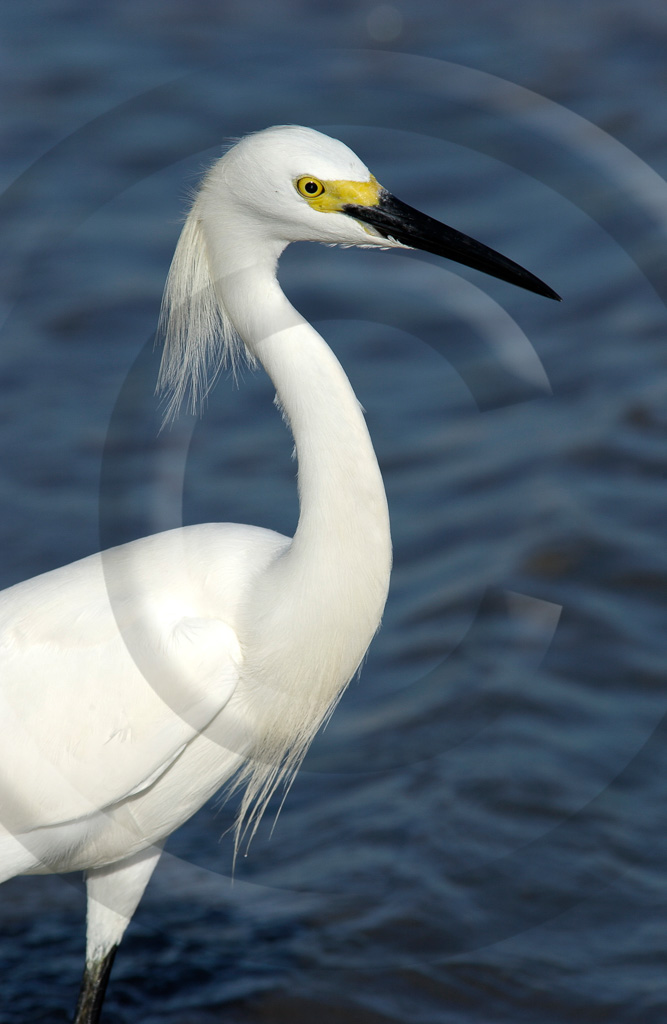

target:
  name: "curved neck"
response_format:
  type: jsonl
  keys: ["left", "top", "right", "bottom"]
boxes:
{"left": 214, "top": 255, "right": 392, "bottom": 654}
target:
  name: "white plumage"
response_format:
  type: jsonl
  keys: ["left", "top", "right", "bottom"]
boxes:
{"left": 0, "top": 125, "right": 557, "bottom": 1021}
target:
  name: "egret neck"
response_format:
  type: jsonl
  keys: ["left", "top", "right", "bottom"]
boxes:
{"left": 210, "top": 247, "right": 392, "bottom": 688}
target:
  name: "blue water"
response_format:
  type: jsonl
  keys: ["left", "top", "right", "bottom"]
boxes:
{"left": 1, "top": 3, "right": 666, "bottom": 1022}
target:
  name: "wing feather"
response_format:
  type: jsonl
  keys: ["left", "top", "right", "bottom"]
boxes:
{"left": 0, "top": 526, "right": 270, "bottom": 832}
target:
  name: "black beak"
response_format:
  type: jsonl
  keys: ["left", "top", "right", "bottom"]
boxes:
{"left": 343, "top": 191, "right": 561, "bottom": 301}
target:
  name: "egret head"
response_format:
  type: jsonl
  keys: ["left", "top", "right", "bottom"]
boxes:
{"left": 158, "top": 126, "right": 559, "bottom": 421}
{"left": 198, "top": 125, "right": 385, "bottom": 249}
{"left": 199, "top": 125, "right": 560, "bottom": 299}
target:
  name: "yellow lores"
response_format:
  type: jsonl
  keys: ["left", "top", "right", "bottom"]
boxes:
{"left": 294, "top": 174, "right": 382, "bottom": 212}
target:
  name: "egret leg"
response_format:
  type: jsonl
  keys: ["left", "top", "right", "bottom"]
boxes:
{"left": 73, "top": 945, "right": 118, "bottom": 1024}
{"left": 72, "top": 843, "right": 164, "bottom": 1023}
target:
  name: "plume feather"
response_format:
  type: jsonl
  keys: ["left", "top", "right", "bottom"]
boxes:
{"left": 156, "top": 200, "right": 252, "bottom": 424}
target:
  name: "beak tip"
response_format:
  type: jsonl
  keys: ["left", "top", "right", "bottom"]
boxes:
{"left": 534, "top": 281, "right": 562, "bottom": 302}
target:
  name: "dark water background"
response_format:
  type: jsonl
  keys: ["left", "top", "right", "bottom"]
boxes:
{"left": 0, "top": 2, "right": 666, "bottom": 1021}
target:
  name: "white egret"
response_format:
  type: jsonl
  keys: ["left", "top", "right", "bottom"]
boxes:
{"left": 0, "top": 125, "right": 559, "bottom": 1022}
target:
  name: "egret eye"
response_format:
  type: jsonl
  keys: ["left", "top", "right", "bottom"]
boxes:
{"left": 296, "top": 177, "right": 325, "bottom": 198}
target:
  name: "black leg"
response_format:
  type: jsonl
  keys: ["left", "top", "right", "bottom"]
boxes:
{"left": 73, "top": 945, "right": 118, "bottom": 1024}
